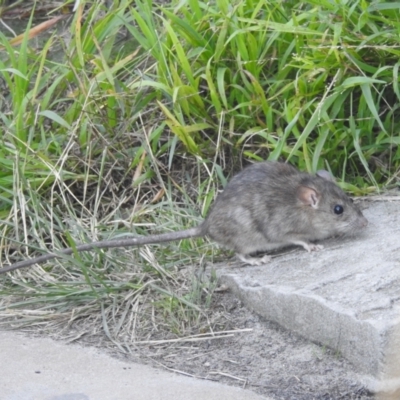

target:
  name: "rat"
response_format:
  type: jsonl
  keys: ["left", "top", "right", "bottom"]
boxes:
{"left": 0, "top": 161, "right": 368, "bottom": 274}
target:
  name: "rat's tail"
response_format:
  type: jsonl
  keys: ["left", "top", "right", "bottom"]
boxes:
{"left": 0, "top": 226, "right": 203, "bottom": 275}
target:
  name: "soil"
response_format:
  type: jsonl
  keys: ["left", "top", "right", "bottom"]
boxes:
{"left": 99, "top": 290, "right": 373, "bottom": 400}
{"left": 2, "top": 267, "right": 375, "bottom": 400}
{"left": 1, "top": 257, "right": 375, "bottom": 400}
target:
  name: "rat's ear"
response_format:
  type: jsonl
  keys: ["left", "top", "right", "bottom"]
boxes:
{"left": 316, "top": 169, "right": 335, "bottom": 182}
{"left": 297, "top": 186, "right": 320, "bottom": 208}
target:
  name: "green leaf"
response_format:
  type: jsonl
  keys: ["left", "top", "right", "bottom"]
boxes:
{"left": 38, "top": 111, "right": 71, "bottom": 129}
{"left": 0, "top": 68, "right": 28, "bottom": 80}
{"left": 340, "top": 77, "right": 386, "bottom": 88}
{"left": 360, "top": 84, "right": 386, "bottom": 133}
{"left": 367, "top": 2, "right": 400, "bottom": 11}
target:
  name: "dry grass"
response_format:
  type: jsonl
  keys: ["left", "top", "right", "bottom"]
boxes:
{"left": 0, "top": 0, "right": 398, "bottom": 351}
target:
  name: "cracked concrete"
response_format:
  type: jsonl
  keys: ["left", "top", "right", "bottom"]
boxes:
{"left": 218, "top": 200, "right": 400, "bottom": 385}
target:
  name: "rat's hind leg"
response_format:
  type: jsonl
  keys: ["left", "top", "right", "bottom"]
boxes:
{"left": 236, "top": 253, "right": 271, "bottom": 266}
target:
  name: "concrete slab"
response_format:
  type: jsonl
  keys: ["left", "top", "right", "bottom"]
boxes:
{"left": 0, "top": 331, "right": 268, "bottom": 400}
{"left": 218, "top": 200, "right": 400, "bottom": 381}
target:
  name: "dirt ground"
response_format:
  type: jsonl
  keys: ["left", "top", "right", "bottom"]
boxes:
{"left": 98, "top": 290, "right": 373, "bottom": 400}
{"left": 2, "top": 265, "right": 375, "bottom": 400}
{"left": 3, "top": 280, "right": 375, "bottom": 399}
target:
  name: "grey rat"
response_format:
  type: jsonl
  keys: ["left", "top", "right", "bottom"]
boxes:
{"left": 0, "top": 161, "right": 368, "bottom": 274}
{"left": 202, "top": 162, "right": 368, "bottom": 265}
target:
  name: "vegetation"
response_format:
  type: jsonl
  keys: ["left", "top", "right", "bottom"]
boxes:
{"left": 0, "top": 0, "right": 399, "bottom": 345}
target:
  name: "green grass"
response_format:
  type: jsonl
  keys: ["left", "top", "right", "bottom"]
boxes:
{"left": 0, "top": 0, "right": 399, "bottom": 345}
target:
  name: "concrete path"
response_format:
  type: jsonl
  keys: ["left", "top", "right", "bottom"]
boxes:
{"left": 218, "top": 200, "right": 400, "bottom": 384}
{"left": 0, "top": 331, "right": 268, "bottom": 400}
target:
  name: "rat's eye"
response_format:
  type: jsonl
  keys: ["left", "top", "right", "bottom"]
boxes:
{"left": 334, "top": 205, "right": 344, "bottom": 215}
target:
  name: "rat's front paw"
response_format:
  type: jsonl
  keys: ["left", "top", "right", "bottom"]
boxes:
{"left": 304, "top": 243, "right": 324, "bottom": 252}
{"left": 306, "top": 243, "right": 324, "bottom": 251}
{"left": 237, "top": 253, "right": 271, "bottom": 266}
{"left": 291, "top": 241, "right": 324, "bottom": 253}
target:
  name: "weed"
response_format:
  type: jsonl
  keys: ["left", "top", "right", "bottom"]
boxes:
{"left": 0, "top": 0, "right": 397, "bottom": 346}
